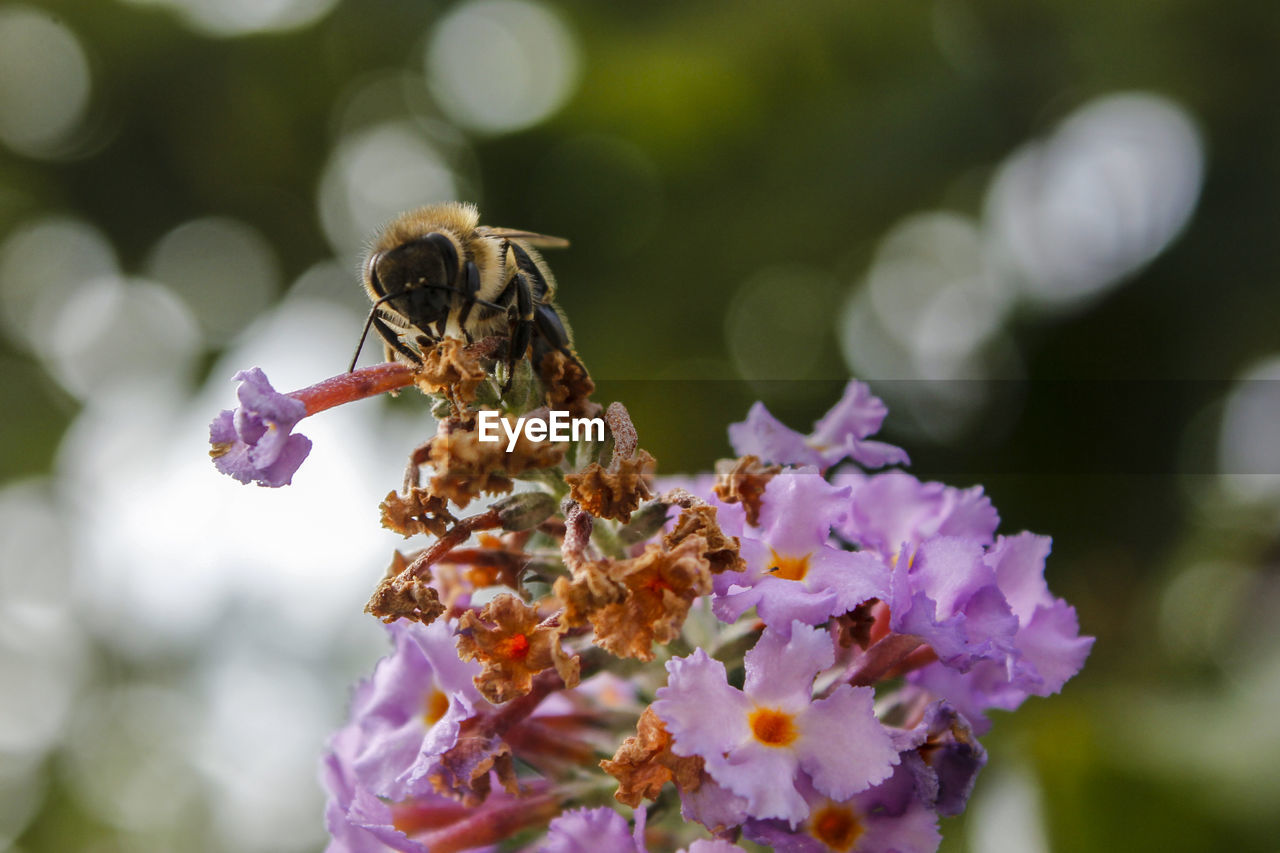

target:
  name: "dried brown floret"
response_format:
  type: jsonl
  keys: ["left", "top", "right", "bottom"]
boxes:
{"left": 380, "top": 488, "right": 458, "bottom": 538}
{"left": 834, "top": 600, "right": 879, "bottom": 650}
{"left": 414, "top": 337, "right": 490, "bottom": 413}
{"left": 427, "top": 420, "right": 565, "bottom": 509}
{"left": 713, "top": 454, "right": 780, "bottom": 527}
{"left": 585, "top": 537, "right": 712, "bottom": 661}
{"left": 539, "top": 350, "right": 597, "bottom": 419}
{"left": 457, "top": 594, "right": 580, "bottom": 703}
{"left": 663, "top": 504, "right": 745, "bottom": 575}
{"left": 428, "top": 722, "right": 520, "bottom": 807}
{"left": 565, "top": 449, "right": 655, "bottom": 523}
{"left": 365, "top": 564, "right": 446, "bottom": 625}
{"left": 601, "top": 706, "right": 704, "bottom": 807}
{"left": 552, "top": 561, "right": 626, "bottom": 628}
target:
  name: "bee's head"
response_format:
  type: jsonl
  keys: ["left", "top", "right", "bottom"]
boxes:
{"left": 366, "top": 231, "right": 461, "bottom": 322}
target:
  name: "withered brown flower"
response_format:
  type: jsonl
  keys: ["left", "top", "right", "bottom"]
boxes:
{"left": 456, "top": 594, "right": 580, "bottom": 703}
{"left": 364, "top": 556, "right": 446, "bottom": 625}
{"left": 564, "top": 449, "right": 655, "bottom": 523}
{"left": 601, "top": 706, "right": 703, "bottom": 807}
{"left": 663, "top": 503, "right": 745, "bottom": 575}
{"left": 380, "top": 487, "right": 458, "bottom": 538}
{"left": 413, "top": 337, "right": 490, "bottom": 413}
{"left": 567, "top": 537, "right": 712, "bottom": 661}
{"left": 426, "top": 420, "right": 565, "bottom": 508}
{"left": 713, "top": 454, "right": 780, "bottom": 527}
{"left": 538, "top": 349, "right": 597, "bottom": 419}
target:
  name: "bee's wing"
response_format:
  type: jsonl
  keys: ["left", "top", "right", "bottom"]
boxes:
{"left": 480, "top": 226, "right": 570, "bottom": 249}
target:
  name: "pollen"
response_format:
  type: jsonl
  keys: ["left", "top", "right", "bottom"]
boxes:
{"left": 809, "top": 803, "right": 863, "bottom": 851}
{"left": 423, "top": 688, "right": 450, "bottom": 725}
{"left": 769, "top": 548, "right": 811, "bottom": 582}
{"left": 748, "top": 706, "right": 798, "bottom": 747}
{"left": 494, "top": 632, "right": 530, "bottom": 660}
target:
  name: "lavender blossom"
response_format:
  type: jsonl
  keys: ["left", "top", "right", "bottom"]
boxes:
{"left": 892, "top": 702, "right": 987, "bottom": 817}
{"left": 322, "top": 723, "right": 431, "bottom": 853}
{"left": 540, "top": 807, "right": 644, "bottom": 853}
{"left": 345, "top": 619, "right": 484, "bottom": 800}
{"left": 713, "top": 471, "right": 888, "bottom": 633}
{"left": 832, "top": 469, "right": 1000, "bottom": 557}
{"left": 743, "top": 765, "right": 941, "bottom": 853}
{"left": 653, "top": 622, "right": 898, "bottom": 826}
{"left": 208, "top": 367, "right": 312, "bottom": 487}
{"left": 907, "top": 534, "right": 1095, "bottom": 734}
{"left": 728, "top": 381, "right": 909, "bottom": 470}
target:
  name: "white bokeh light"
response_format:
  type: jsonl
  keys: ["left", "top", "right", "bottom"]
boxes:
{"left": 194, "top": 649, "right": 334, "bottom": 852}
{"left": 866, "top": 211, "right": 1012, "bottom": 368}
{"left": 146, "top": 217, "right": 280, "bottom": 345}
{"left": 38, "top": 276, "right": 203, "bottom": 401}
{"left": 0, "top": 6, "right": 91, "bottom": 158}
{"left": 0, "top": 600, "right": 86, "bottom": 757}
{"left": 318, "top": 120, "right": 459, "bottom": 257}
{"left": 985, "top": 92, "right": 1204, "bottom": 308}
{"left": 1218, "top": 355, "right": 1280, "bottom": 504}
{"left": 0, "top": 216, "right": 119, "bottom": 351}
{"left": 426, "top": 0, "right": 580, "bottom": 135}
{"left": 118, "top": 0, "right": 339, "bottom": 37}
{"left": 62, "top": 683, "right": 204, "bottom": 833}
{"left": 839, "top": 212, "right": 1019, "bottom": 443}
{"left": 967, "top": 765, "right": 1050, "bottom": 853}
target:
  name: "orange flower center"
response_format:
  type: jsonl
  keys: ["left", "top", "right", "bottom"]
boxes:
{"left": 770, "top": 548, "right": 811, "bottom": 582}
{"left": 810, "top": 803, "right": 863, "bottom": 851}
{"left": 494, "top": 632, "right": 530, "bottom": 660}
{"left": 644, "top": 574, "right": 674, "bottom": 595}
{"left": 748, "top": 706, "right": 798, "bottom": 747}
{"left": 423, "top": 688, "right": 450, "bottom": 726}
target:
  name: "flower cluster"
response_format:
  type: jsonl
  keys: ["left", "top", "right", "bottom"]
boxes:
{"left": 211, "top": 340, "right": 1092, "bottom": 852}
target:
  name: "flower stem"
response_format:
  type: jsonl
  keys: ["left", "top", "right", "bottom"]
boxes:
{"left": 411, "top": 792, "right": 561, "bottom": 853}
{"left": 290, "top": 362, "right": 416, "bottom": 416}
{"left": 847, "top": 633, "right": 926, "bottom": 687}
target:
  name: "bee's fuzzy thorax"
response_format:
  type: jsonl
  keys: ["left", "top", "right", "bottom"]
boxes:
{"left": 374, "top": 201, "right": 481, "bottom": 252}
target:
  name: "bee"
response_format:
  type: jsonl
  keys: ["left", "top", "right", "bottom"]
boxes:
{"left": 349, "top": 202, "right": 579, "bottom": 387}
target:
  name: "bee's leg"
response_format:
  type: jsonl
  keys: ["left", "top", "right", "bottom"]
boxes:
{"left": 372, "top": 315, "right": 422, "bottom": 365}
{"left": 502, "top": 273, "right": 535, "bottom": 394}
{"left": 533, "top": 303, "right": 571, "bottom": 352}
{"left": 456, "top": 260, "right": 481, "bottom": 344}
{"left": 532, "top": 303, "right": 587, "bottom": 373}
{"left": 508, "top": 243, "right": 551, "bottom": 301}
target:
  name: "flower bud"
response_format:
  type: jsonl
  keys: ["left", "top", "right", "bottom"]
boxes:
{"left": 492, "top": 490, "right": 558, "bottom": 531}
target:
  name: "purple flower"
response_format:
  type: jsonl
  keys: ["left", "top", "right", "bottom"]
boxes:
{"left": 713, "top": 471, "right": 888, "bottom": 633}
{"left": 677, "top": 771, "right": 751, "bottom": 833}
{"left": 891, "top": 702, "right": 987, "bottom": 817}
{"left": 345, "top": 619, "right": 485, "bottom": 800}
{"left": 653, "top": 622, "right": 898, "bottom": 826}
{"left": 322, "top": 722, "right": 430, "bottom": 853}
{"left": 728, "top": 381, "right": 909, "bottom": 470}
{"left": 905, "top": 534, "right": 1094, "bottom": 734}
{"left": 743, "top": 764, "right": 941, "bottom": 853}
{"left": 681, "top": 842, "right": 747, "bottom": 853}
{"left": 832, "top": 469, "right": 1000, "bottom": 558}
{"left": 888, "top": 535, "right": 1021, "bottom": 673}
{"left": 540, "top": 807, "right": 644, "bottom": 853}
{"left": 209, "top": 367, "right": 312, "bottom": 487}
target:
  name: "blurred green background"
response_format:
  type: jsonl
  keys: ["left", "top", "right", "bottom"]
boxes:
{"left": 2, "top": 0, "right": 1279, "bottom": 851}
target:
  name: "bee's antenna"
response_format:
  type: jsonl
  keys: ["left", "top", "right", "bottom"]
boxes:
{"left": 348, "top": 293, "right": 400, "bottom": 372}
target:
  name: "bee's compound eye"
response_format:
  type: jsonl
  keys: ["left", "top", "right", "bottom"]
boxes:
{"left": 366, "top": 250, "right": 388, "bottom": 296}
